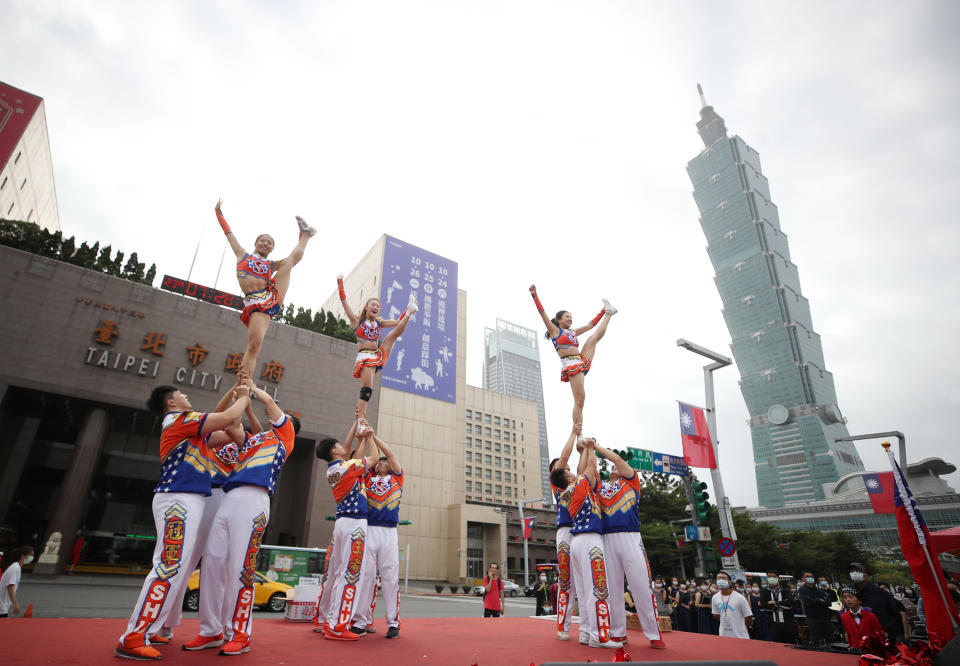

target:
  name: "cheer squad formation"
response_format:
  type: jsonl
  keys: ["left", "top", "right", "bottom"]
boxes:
{"left": 109, "top": 201, "right": 730, "bottom": 660}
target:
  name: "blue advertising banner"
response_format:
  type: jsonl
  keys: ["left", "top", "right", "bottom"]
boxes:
{"left": 378, "top": 235, "right": 458, "bottom": 402}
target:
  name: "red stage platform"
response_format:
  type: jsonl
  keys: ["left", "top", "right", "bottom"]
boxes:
{"left": 0, "top": 617, "right": 860, "bottom": 665}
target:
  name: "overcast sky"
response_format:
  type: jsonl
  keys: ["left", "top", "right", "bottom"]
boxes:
{"left": 7, "top": 1, "right": 960, "bottom": 506}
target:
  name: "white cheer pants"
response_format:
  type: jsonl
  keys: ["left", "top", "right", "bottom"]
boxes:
{"left": 556, "top": 526, "right": 580, "bottom": 633}
{"left": 353, "top": 525, "right": 400, "bottom": 629}
{"left": 570, "top": 531, "right": 612, "bottom": 644}
{"left": 602, "top": 531, "right": 662, "bottom": 641}
{"left": 324, "top": 516, "right": 370, "bottom": 630}
{"left": 119, "top": 492, "right": 206, "bottom": 646}
{"left": 163, "top": 487, "right": 225, "bottom": 634}
{"left": 206, "top": 485, "right": 271, "bottom": 642}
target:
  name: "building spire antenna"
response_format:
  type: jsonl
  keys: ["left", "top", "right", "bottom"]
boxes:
{"left": 697, "top": 83, "right": 708, "bottom": 109}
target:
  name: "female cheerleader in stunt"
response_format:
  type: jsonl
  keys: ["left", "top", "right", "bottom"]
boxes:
{"left": 216, "top": 200, "right": 316, "bottom": 377}
{"left": 529, "top": 284, "right": 616, "bottom": 428}
{"left": 338, "top": 274, "right": 417, "bottom": 426}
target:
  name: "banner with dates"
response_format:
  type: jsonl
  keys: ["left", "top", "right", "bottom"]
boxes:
{"left": 378, "top": 236, "right": 457, "bottom": 402}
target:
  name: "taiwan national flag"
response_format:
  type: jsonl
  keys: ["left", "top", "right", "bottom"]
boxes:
{"left": 888, "top": 450, "right": 960, "bottom": 648}
{"left": 862, "top": 472, "right": 894, "bottom": 514}
{"left": 523, "top": 517, "right": 535, "bottom": 540}
{"left": 678, "top": 402, "right": 716, "bottom": 469}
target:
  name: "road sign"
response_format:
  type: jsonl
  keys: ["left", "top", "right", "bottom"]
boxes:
{"left": 652, "top": 452, "right": 689, "bottom": 477}
{"left": 697, "top": 526, "right": 712, "bottom": 541}
{"left": 717, "top": 537, "right": 737, "bottom": 557}
{"left": 685, "top": 525, "right": 699, "bottom": 541}
{"left": 721, "top": 556, "right": 737, "bottom": 569}
{"left": 631, "top": 448, "right": 654, "bottom": 472}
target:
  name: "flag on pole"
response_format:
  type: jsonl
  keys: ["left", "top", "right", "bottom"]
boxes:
{"left": 887, "top": 448, "right": 960, "bottom": 648}
{"left": 862, "top": 472, "right": 895, "bottom": 514}
{"left": 678, "top": 402, "right": 717, "bottom": 469}
{"left": 523, "top": 517, "right": 535, "bottom": 540}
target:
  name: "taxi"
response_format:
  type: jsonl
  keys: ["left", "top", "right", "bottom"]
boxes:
{"left": 182, "top": 569, "right": 293, "bottom": 612}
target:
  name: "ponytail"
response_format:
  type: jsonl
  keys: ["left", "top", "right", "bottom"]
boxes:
{"left": 545, "top": 310, "right": 568, "bottom": 339}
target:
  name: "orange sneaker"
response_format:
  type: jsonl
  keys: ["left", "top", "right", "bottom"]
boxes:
{"left": 147, "top": 635, "right": 170, "bottom": 645}
{"left": 114, "top": 642, "right": 162, "bottom": 660}
{"left": 219, "top": 639, "right": 251, "bottom": 656}
{"left": 322, "top": 624, "right": 359, "bottom": 641}
{"left": 182, "top": 633, "right": 224, "bottom": 650}
{"left": 650, "top": 638, "right": 666, "bottom": 649}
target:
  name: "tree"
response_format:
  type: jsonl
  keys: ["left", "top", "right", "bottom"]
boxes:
{"left": 94, "top": 244, "right": 113, "bottom": 272}
{"left": 59, "top": 235, "right": 76, "bottom": 262}
{"left": 108, "top": 249, "right": 124, "bottom": 276}
{"left": 143, "top": 263, "right": 157, "bottom": 285}
{"left": 122, "top": 252, "right": 145, "bottom": 282}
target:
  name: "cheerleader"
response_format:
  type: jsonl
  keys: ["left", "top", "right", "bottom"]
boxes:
{"left": 339, "top": 274, "right": 417, "bottom": 426}
{"left": 216, "top": 200, "right": 316, "bottom": 377}
{"left": 529, "top": 284, "right": 615, "bottom": 428}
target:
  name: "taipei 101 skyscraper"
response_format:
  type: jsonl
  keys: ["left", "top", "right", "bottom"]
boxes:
{"left": 686, "top": 85, "right": 864, "bottom": 508}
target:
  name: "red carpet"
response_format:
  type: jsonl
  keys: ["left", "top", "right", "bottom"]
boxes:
{"left": 0, "top": 617, "right": 859, "bottom": 665}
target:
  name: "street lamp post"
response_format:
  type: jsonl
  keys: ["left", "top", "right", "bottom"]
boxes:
{"left": 835, "top": 431, "right": 907, "bottom": 468}
{"left": 677, "top": 338, "right": 741, "bottom": 572}
{"left": 517, "top": 498, "right": 540, "bottom": 587}
{"left": 669, "top": 518, "right": 693, "bottom": 581}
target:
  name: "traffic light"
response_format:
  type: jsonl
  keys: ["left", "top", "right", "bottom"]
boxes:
{"left": 693, "top": 480, "right": 710, "bottom": 523}
{"left": 611, "top": 448, "right": 633, "bottom": 462}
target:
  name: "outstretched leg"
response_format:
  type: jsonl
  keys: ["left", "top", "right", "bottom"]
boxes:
{"left": 568, "top": 373, "right": 586, "bottom": 428}
{"left": 379, "top": 294, "right": 418, "bottom": 363}
{"left": 242, "top": 312, "right": 271, "bottom": 378}
{"left": 581, "top": 310, "right": 614, "bottom": 363}
{"left": 274, "top": 232, "right": 311, "bottom": 303}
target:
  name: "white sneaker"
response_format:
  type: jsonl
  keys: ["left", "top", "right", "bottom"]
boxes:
{"left": 557, "top": 631, "right": 569, "bottom": 641}
{"left": 357, "top": 418, "right": 368, "bottom": 436}
{"left": 296, "top": 216, "right": 317, "bottom": 237}
{"left": 602, "top": 298, "right": 618, "bottom": 315}
{"left": 406, "top": 294, "right": 419, "bottom": 315}
{"left": 588, "top": 637, "right": 623, "bottom": 649}
{"left": 579, "top": 631, "right": 589, "bottom": 645}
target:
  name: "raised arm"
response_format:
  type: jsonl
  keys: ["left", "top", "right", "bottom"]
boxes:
{"left": 344, "top": 418, "right": 359, "bottom": 458}
{"left": 556, "top": 423, "right": 581, "bottom": 471}
{"left": 201, "top": 385, "right": 250, "bottom": 434}
{"left": 338, "top": 274, "right": 359, "bottom": 327}
{"left": 593, "top": 442, "right": 634, "bottom": 479}
{"left": 247, "top": 382, "right": 285, "bottom": 424}
{"left": 371, "top": 432, "right": 401, "bottom": 475}
{"left": 245, "top": 401, "right": 263, "bottom": 435}
{"left": 529, "top": 285, "right": 559, "bottom": 338}
{"left": 357, "top": 422, "right": 380, "bottom": 470}
{"left": 580, "top": 438, "right": 598, "bottom": 484}
{"left": 215, "top": 200, "right": 247, "bottom": 261}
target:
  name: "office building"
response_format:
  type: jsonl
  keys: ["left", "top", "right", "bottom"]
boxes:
{"left": 483, "top": 319, "right": 551, "bottom": 501}
{"left": 686, "top": 86, "right": 863, "bottom": 508}
{"left": 0, "top": 81, "right": 60, "bottom": 232}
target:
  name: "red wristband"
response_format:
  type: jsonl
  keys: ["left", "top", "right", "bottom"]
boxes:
{"left": 216, "top": 206, "right": 231, "bottom": 235}
{"left": 532, "top": 293, "right": 544, "bottom": 313}
{"left": 338, "top": 278, "right": 346, "bottom": 300}
{"left": 590, "top": 309, "right": 604, "bottom": 326}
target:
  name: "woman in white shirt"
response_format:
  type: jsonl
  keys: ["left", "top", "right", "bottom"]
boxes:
{"left": 711, "top": 571, "right": 753, "bottom": 639}
{"left": 0, "top": 546, "right": 34, "bottom": 617}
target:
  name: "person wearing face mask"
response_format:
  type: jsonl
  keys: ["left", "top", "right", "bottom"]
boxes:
{"left": 798, "top": 571, "right": 831, "bottom": 647}
{"left": 847, "top": 563, "right": 906, "bottom": 646}
{"left": 0, "top": 546, "right": 33, "bottom": 618}
{"left": 669, "top": 578, "right": 681, "bottom": 630}
{"left": 653, "top": 579, "right": 672, "bottom": 626}
{"left": 535, "top": 573, "right": 550, "bottom": 616}
{"left": 676, "top": 581, "right": 693, "bottom": 632}
{"left": 711, "top": 571, "right": 752, "bottom": 639}
{"left": 759, "top": 570, "right": 796, "bottom": 643}
{"left": 694, "top": 581, "right": 713, "bottom": 634}
{"left": 747, "top": 582, "right": 770, "bottom": 640}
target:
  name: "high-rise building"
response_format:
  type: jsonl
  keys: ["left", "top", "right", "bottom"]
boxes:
{"left": 0, "top": 81, "right": 60, "bottom": 232}
{"left": 686, "top": 86, "right": 863, "bottom": 509}
{"left": 483, "top": 319, "right": 550, "bottom": 501}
